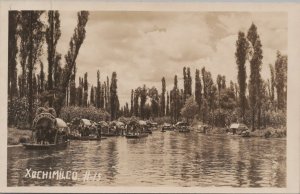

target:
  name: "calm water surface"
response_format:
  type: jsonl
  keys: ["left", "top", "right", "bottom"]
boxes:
{"left": 7, "top": 131, "right": 286, "bottom": 187}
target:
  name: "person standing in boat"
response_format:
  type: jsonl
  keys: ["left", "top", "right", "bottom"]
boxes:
{"left": 97, "top": 125, "right": 102, "bottom": 138}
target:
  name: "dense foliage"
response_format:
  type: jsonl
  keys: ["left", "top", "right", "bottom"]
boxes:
{"left": 60, "top": 106, "right": 110, "bottom": 123}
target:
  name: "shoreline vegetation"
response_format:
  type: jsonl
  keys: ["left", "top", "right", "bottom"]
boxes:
{"left": 8, "top": 127, "right": 32, "bottom": 145}
{"left": 7, "top": 125, "right": 286, "bottom": 146}
{"left": 203, "top": 126, "right": 286, "bottom": 138}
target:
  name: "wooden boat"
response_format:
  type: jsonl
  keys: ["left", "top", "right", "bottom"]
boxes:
{"left": 69, "top": 135, "right": 107, "bottom": 141}
{"left": 162, "top": 123, "right": 174, "bottom": 131}
{"left": 178, "top": 128, "right": 191, "bottom": 133}
{"left": 144, "top": 129, "right": 152, "bottom": 134}
{"left": 175, "top": 122, "right": 191, "bottom": 133}
{"left": 23, "top": 140, "right": 70, "bottom": 150}
{"left": 125, "top": 133, "right": 148, "bottom": 139}
{"left": 101, "top": 133, "right": 119, "bottom": 137}
{"left": 22, "top": 107, "right": 70, "bottom": 150}
{"left": 241, "top": 130, "right": 251, "bottom": 138}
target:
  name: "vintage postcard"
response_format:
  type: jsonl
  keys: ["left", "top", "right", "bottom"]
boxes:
{"left": 0, "top": 1, "right": 300, "bottom": 193}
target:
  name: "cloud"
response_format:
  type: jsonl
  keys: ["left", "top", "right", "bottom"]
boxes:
{"left": 53, "top": 11, "right": 287, "bottom": 106}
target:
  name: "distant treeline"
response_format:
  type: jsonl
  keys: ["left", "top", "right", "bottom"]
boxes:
{"left": 7, "top": 11, "right": 286, "bottom": 130}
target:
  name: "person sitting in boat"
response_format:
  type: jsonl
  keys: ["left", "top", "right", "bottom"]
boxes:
{"left": 48, "top": 129, "right": 56, "bottom": 144}
{"left": 36, "top": 129, "right": 42, "bottom": 144}
{"left": 97, "top": 125, "right": 102, "bottom": 138}
{"left": 44, "top": 129, "right": 51, "bottom": 144}
{"left": 39, "top": 125, "right": 48, "bottom": 144}
{"left": 61, "top": 130, "right": 68, "bottom": 141}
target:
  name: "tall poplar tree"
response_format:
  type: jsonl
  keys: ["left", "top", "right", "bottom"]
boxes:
{"left": 161, "top": 77, "right": 166, "bottom": 116}
{"left": 20, "top": 11, "right": 44, "bottom": 124}
{"left": 171, "top": 75, "right": 180, "bottom": 123}
{"left": 55, "top": 11, "right": 89, "bottom": 115}
{"left": 130, "top": 89, "right": 134, "bottom": 116}
{"left": 235, "top": 31, "right": 248, "bottom": 122}
{"left": 275, "top": 52, "right": 287, "bottom": 111}
{"left": 110, "top": 72, "right": 119, "bottom": 120}
{"left": 195, "top": 69, "right": 202, "bottom": 115}
{"left": 8, "top": 11, "right": 19, "bottom": 100}
{"left": 166, "top": 91, "right": 170, "bottom": 116}
{"left": 100, "top": 83, "right": 105, "bottom": 109}
{"left": 83, "top": 72, "right": 88, "bottom": 107}
{"left": 134, "top": 89, "right": 139, "bottom": 117}
{"left": 46, "top": 11, "right": 61, "bottom": 106}
{"left": 140, "top": 85, "right": 147, "bottom": 119}
{"left": 187, "top": 67, "right": 192, "bottom": 97}
{"left": 183, "top": 67, "right": 187, "bottom": 101}
{"left": 96, "top": 70, "right": 101, "bottom": 108}
{"left": 269, "top": 64, "right": 275, "bottom": 105}
{"left": 247, "top": 23, "right": 263, "bottom": 130}
{"left": 90, "top": 86, "right": 95, "bottom": 106}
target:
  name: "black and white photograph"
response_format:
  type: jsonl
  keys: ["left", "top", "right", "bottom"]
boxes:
{"left": 1, "top": 1, "right": 300, "bottom": 193}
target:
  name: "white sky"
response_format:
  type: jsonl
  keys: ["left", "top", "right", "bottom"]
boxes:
{"left": 52, "top": 11, "right": 287, "bottom": 106}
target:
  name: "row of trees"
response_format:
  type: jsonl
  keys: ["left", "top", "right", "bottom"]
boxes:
{"left": 7, "top": 11, "right": 286, "bottom": 130}
{"left": 120, "top": 23, "right": 287, "bottom": 130}
{"left": 8, "top": 10, "right": 120, "bottom": 126}
{"left": 236, "top": 23, "right": 287, "bottom": 130}
{"left": 8, "top": 10, "right": 90, "bottom": 126}
{"left": 67, "top": 71, "right": 118, "bottom": 115}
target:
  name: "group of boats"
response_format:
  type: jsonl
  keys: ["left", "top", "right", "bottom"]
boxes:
{"left": 161, "top": 122, "right": 192, "bottom": 133}
{"left": 22, "top": 107, "right": 158, "bottom": 150}
{"left": 22, "top": 107, "right": 252, "bottom": 150}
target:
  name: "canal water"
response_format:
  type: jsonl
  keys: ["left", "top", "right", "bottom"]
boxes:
{"left": 7, "top": 130, "right": 286, "bottom": 187}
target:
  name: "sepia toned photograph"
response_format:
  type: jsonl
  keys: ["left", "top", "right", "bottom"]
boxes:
{"left": 2, "top": 2, "right": 299, "bottom": 192}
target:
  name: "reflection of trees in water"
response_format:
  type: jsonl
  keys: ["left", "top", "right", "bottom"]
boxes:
{"left": 8, "top": 135, "right": 286, "bottom": 187}
{"left": 199, "top": 136, "right": 215, "bottom": 181}
{"left": 179, "top": 134, "right": 193, "bottom": 182}
{"left": 247, "top": 140, "right": 263, "bottom": 187}
{"left": 168, "top": 133, "right": 178, "bottom": 178}
{"left": 216, "top": 137, "right": 226, "bottom": 167}
{"left": 234, "top": 139, "right": 248, "bottom": 187}
{"left": 235, "top": 160, "right": 247, "bottom": 186}
{"left": 7, "top": 147, "right": 26, "bottom": 186}
{"left": 270, "top": 140, "right": 286, "bottom": 187}
{"left": 248, "top": 157, "right": 263, "bottom": 187}
{"left": 190, "top": 133, "right": 201, "bottom": 180}
{"left": 228, "top": 138, "right": 249, "bottom": 187}
{"left": 273, "top": 154, "right": 286, "bottom": 187}
{"left": 105, "top": 140, "right": 118, "bottom": 182}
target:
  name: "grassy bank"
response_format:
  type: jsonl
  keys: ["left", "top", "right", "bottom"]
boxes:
{"left": 8, "top": 127, "right": 32, "bottom": 145}
{"left": 249, "top": 127, "right": 286, "bottom": 138}
{"left": 193, "top": 125, "right": 286, "bottom": 138}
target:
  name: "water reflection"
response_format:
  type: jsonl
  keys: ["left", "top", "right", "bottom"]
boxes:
{"left": 7, "top": 131, "right": 286, "bottom": 187}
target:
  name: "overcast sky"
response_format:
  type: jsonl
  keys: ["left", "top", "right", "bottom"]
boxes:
{"left": 54, "top": 11, "right": 287, "bottom": 106}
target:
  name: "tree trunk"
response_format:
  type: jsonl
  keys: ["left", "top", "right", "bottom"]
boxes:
{"left": 48, "top": 11, "right": 54, "bottom": 106}
{"left": 28, "top": 12, "right": 34, "bottom": 126}
{"left": 251, "top": 109, "right": 255, "bottom": 131}
{"left": 258, "top": 105, "right": 261, "bottom": 130}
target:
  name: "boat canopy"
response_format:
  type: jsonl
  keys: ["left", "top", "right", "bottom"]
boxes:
{"left": 175, "top": 122, "right": 188, "bottom": 126}
{"left": 55, "top": 118, "right": 68, "bottom": 128}
{"left": 139, "top": 120, "right": 147, "bottom": 126}
{"left": 98, "top": 121, "right": 108, "bottom": 127}
{"left": 32, "top": 113, "right": 56, "bottom": 130}
{"left": 230, "top": 123, "right": 248, "bottom": 130}
{"left": 163, "top": 123, "right": 171, "bottom": 127}
{"left": 198, "top": 124, "right": 208, "bottom": 127}
{"left": 111, "top": 121, "right": 125, "bottom": 127}
{"left": 81, "top": 119, "right": 92, "bottom": 126}
{"left": 128, "top": 120, "right": 139, "bottom": 127}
